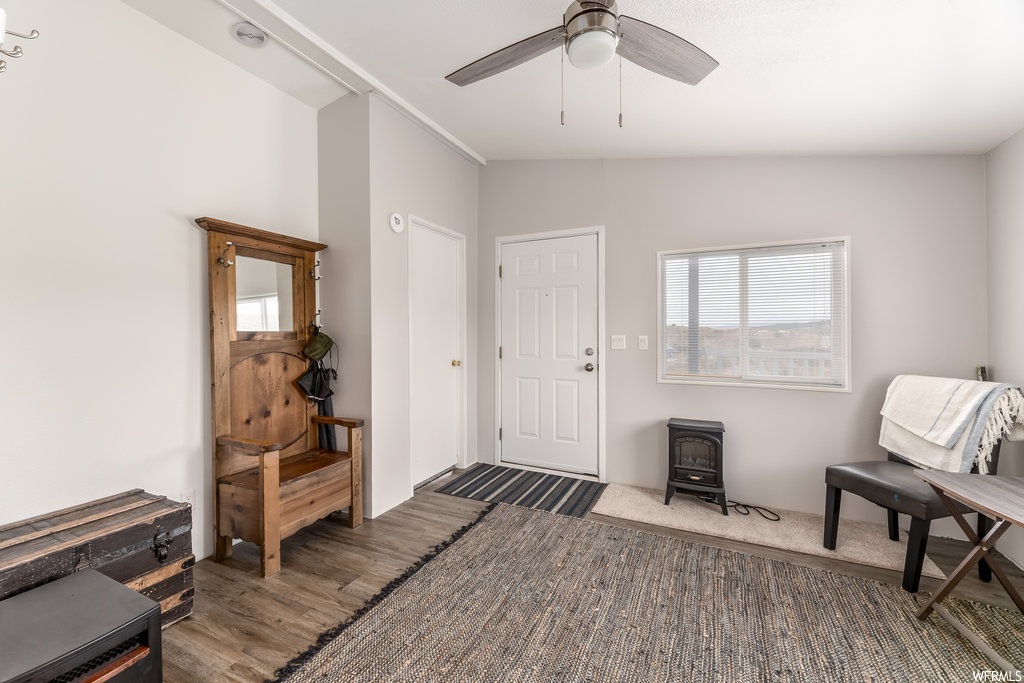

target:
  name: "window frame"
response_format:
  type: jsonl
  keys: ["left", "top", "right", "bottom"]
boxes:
{"left": 656, "top": 236, "right": 852, "bottom": 393}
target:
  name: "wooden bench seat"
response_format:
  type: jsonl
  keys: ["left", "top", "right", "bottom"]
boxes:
{"left": 220, "top": 449, "right": 352, "bottom": 489}
{"left": 218, "top": 449, "right": 356, "bottom": 542}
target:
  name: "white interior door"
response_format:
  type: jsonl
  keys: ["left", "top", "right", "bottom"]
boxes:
{"left": 410, "top": 221, "right": 461, "bottom": 486}
{"left": 499, "top": 234, "right": 599, "bottom": 475}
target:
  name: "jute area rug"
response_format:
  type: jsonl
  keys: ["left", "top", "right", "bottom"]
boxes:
{"left": 273, "top": 504, "right": 1024, "bottom": 682}
{"left": 591, "top": 483, "right": 945, "bottom": 579}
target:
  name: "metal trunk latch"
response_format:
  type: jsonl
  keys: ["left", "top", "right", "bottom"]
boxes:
{"left": 153, "top": 531, "right": 172, "bottom": 563}
{"left": 72, "top": 543, "right": 92, "bottom": 572}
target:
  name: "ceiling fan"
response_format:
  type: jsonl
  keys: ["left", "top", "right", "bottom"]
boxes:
{"left": 445, "top": 0, "right": 718, "bottom": 87}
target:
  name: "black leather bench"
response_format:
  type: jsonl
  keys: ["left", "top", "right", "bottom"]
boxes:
{"left": 823, "top": 448, "right": 997, "bottom": 592}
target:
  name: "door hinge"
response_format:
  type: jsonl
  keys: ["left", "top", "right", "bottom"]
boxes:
{"left": 498, "top": 346, "right": 502, "bottom": 359}
{"left": 498, "top": 264, "right": 502, "bottom": 278}
{"left": 499, "top": 427, "right": 502, "bottom": 441}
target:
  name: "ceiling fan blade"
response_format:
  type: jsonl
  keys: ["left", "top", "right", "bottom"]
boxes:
{"left": 617, "top": 15, "right": 718, "bottom": 85}
{"left": 446, "top": 26, "right": 564, "bottom": 86}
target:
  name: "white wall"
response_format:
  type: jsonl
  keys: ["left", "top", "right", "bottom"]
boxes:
{"left": 319, "top": 94, "right": 479, "bottom": 518}
{"left": 478, "top": 156, "right": 989, "bottom": 525}
{"left": 0, "top": 0, "right": 318, "bottom": 559}
{"left": 986, "top": 126, "right": 1024, "bottom": 567}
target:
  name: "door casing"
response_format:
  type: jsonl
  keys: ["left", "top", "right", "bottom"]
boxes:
{"left": 408, "top": 215, "right": 469, "bottom": 494}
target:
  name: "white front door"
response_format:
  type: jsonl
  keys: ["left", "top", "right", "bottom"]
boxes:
{"left": 410, "top": 221, "right": 462, "bottom": 486}
{"left": 499, "top": 233, "right": 599, "bottom": 475}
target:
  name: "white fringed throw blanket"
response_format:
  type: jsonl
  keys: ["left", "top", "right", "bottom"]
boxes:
{"left": 879, "top": 375, "right": 1024, "bottom": 473}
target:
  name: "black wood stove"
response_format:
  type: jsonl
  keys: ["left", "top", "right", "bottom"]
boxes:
{"left": 665, "top": 418, "right": 728, "bottom": 515}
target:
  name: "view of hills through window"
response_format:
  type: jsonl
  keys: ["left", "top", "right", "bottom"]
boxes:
{"left": 661, "top": 241, "right": 846, "bottom": 386}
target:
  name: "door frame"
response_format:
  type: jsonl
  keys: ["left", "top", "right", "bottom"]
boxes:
{"left": 494, "top": 225, "right": 606, "bottom": 482}
{"left": 408, "top": 215, "right": 469, "bottom": 490}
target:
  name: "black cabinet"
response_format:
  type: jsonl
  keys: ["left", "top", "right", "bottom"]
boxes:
{"left": 0, "top": 569, "right": 161, "bottom": 683}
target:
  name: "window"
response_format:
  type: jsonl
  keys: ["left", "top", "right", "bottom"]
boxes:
{"left": 659, "top": 238, "right": 849, "bottom": 390}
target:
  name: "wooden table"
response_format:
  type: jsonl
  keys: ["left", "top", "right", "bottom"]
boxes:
{"left": 915, "top": 471, "right": 1024, "bottom": 672}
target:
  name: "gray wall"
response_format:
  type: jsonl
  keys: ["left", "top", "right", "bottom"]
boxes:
{"left": 318, "top": 95, "right": 374, "bottom": 509}
{"left": 367, "top": 97, "right": 480, "bottom": 515}
{"left": 479, "top": 156, "right": 989, "bottom": 523}
{"left": 319, "top": 94, "right": 480, "bottom": 518}
{"left": 986, "top": 127, "right": 1024, "bottom": 567}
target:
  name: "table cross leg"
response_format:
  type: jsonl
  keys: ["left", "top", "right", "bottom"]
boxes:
{"left": 918, "top": 487, "right": 1024, "bottom": 619}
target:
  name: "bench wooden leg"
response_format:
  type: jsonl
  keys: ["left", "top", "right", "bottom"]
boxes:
{"left": 347, "top": 426, "right": 363, "bottom": 528}
{"left": 888, "top": 509, "right": 900, "bottom": 541}
{"left": 258, "top": 449, "right": 281, "bottom": 577}
{"left": 214, "top": 535, "right": 233, "bottom": 561}
{"left": 823, "top": 484, "right": 841, "bottom": 550}
{"left": 903, "top": 517, "right": 930, "bottom": 593}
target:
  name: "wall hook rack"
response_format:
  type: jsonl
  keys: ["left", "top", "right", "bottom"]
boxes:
{"left": 0, "top": 7, "right": 40, "bottom": 74}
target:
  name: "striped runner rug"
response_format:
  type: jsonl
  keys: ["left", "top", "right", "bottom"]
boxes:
{"left": 436, "top": 463, "right": 606, "bottom": 518}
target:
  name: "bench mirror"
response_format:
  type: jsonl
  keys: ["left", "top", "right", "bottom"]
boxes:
{"left": 234, "top": 254, "right": 295, "bottom": 333}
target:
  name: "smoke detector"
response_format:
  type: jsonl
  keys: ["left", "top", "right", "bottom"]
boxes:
{"left": 232, "top": 21, "right": 267, "bottom": 48}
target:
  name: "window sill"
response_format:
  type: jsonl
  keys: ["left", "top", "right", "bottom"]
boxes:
{"left": 658, "top": 376, "right": 851, "bottom": 393}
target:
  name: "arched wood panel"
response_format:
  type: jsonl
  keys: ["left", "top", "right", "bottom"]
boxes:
{"left": 229, "top": 352, "right": 308, "bottom": 448}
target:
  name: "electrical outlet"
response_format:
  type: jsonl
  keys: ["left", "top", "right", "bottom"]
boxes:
{"left": 639, "top": 335, "right": 648, "bottom": 350}
{"left": 180, "top": 489, "right": 196, "bottom": 509}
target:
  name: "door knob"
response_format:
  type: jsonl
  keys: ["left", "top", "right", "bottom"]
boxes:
{"left": 451, "top": 359, "right": 462, "bottom": 367}
{"left": 584, "top": 363, "right": 595, "bottom": 372}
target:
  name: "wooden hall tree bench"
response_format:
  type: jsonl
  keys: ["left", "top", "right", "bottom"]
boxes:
{"left": 198, "top": 217, "right": 363, "bottom": 578}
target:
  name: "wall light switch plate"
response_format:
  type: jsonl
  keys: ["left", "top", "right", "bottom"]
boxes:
{"left": 611, "top": 335, "right": 626, "bottom": 350}
{"left": 639, "top": 335, "right": 648, "bottom": 350}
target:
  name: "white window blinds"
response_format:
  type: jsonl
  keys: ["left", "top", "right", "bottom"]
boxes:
{"left": 659, "top": 239, "right": 849, "bottom": 389}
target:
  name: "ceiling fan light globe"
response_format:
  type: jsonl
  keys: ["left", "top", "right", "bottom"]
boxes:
{"left": 566, "top": 29, "right": 618, "bottom": 70}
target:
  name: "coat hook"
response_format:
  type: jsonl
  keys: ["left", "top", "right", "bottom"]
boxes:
{"left": 309, "top": 259, "right": 322, "bottom": 280}
{"left": 0, "top": 24, "right": 40, "bottom": 64}
{"left": 217, "top": 241, "right": 234, "bottom": 268}
{"left": 309, "top": 309, "right": 324, "bottom": 331}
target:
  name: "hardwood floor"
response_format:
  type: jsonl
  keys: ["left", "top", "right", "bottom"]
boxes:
{"left": 163, "top": 472, "right": 1024, "bottom": 681}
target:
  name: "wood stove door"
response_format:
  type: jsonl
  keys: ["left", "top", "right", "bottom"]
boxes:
{"left": 498, "top": 234, "right": 599, "bottom": 475}
{"left": 672, "top": 433, "right": 722, "bottom": 485}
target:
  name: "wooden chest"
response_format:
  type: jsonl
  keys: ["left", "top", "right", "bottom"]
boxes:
{"left": 0, "top": 490, "right": 194, "bottom": 627}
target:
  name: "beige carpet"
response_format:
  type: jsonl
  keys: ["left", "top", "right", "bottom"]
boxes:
{"left": 590, "top": 483, "right": 944, "bottom": 579}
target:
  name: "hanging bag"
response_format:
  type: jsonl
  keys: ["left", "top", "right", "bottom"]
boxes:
{"left": 302, "top": 325, "right": 334, "bottom": 361}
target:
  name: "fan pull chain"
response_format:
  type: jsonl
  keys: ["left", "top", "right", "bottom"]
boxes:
{"left": 618, "top": 56, "right": 623, "bottom": 128}
{"left": 560, "top": 48, "right": 565, "bottom": 126}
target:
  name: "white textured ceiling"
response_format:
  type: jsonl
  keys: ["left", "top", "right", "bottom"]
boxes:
{"left": 267, "top": 0, "right": 1024, "bottom": 160}
{"left": 170, "top": 0, "right": 1024, "bottom": 160}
